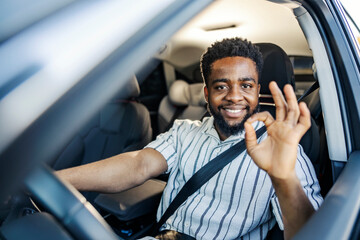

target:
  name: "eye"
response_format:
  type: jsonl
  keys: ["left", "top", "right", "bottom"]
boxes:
{"left": 214, "top": 85, "right": 228, "bottom": 90}
{"left": 241, "top": 83, "right": 253, "bottom": 89}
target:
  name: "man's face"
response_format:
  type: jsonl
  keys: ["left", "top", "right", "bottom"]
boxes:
{"left": 204, "top": 56, "right": 260, "bottom": 140}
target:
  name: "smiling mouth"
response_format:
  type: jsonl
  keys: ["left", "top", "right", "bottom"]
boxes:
{"left": 224, "top": 109, "right": 242, "bottom": 113}
{"left": 220, "top": 106, "right": 248, "bottom": 119}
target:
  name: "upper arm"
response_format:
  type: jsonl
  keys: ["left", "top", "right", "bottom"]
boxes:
{"left": 138, "top": 148, "right": 168, "bottom": 179}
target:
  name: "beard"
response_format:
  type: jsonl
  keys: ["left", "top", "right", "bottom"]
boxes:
{"left": 208, "top": 102, "right": 259, "bottom": 138}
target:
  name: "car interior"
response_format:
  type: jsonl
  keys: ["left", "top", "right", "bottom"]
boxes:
{"left": 1, "top": 0, "right": 359, "bottom": 239}
{"left": 91, "top": 36, "right": 326, "bottom": 240}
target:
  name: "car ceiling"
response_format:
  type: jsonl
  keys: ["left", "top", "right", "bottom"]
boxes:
{"left": 157, "top": 0, "right": 312, "bottom": 69}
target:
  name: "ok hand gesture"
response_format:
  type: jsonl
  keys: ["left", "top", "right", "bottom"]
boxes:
{"left": 244, "top": 81, "right": 311, "bottom": 180}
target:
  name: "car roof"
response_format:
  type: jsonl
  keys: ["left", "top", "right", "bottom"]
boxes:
{"left": 157, "top": 0, "right": 311, "bottom": 70}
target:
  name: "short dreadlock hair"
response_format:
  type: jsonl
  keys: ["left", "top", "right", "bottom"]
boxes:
{"left": 200, "top": 37, "right": 263, "bottom": 86}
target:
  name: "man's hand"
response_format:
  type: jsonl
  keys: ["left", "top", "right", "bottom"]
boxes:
{"left": 244, "top": 81, "right": 311, "bottom": 179}
{"left": 244, "top": 81, "right": 314, "bottom": 239}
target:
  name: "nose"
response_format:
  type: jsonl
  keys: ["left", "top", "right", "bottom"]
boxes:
{"left": 225, "top": 85, "right": 244, "bottom": 103}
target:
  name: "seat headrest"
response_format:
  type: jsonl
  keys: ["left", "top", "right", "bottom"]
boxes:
{"left": 113, "top": 75, "right": 140, "bottom": 100}
{"left": 256, "top": 43, "right": 295, "bottom": 94}
{"left": 168, "top": 80, "right": 206, "bottom": 107}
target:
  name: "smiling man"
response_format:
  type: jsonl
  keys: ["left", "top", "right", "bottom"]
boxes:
{"left": 57, "top": 37, "right": 322, "bottom": 240}
{"left": 204, "top": 56, "right": 260, "bottom": 140}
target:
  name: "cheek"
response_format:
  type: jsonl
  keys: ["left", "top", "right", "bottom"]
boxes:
{"left": 244, "top": 92, "right": 259, "bottom": 107}
{"left": 209, "top": 93, "right": 225, "bottom": 106}
{"left": 208, "top": 90, "right": 223, "bottom": 101}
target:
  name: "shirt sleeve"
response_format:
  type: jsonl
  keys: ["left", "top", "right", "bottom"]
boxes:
{"left": 270, "top": 144, "right": 324, "bottom": 230}
{"left": 144, "top": 120, "right": 183, "bottom": 173}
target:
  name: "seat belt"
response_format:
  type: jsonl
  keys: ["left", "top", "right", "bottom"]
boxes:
{"left": 297, "top": 80, "right": 319, "bottom": 102}
{"left": 154, "top": 125, "right": 267, "bottom": 233}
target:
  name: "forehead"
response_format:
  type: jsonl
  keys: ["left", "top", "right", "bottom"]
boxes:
{"left": 210, "top": 56, "right": 258, "bottom": 83}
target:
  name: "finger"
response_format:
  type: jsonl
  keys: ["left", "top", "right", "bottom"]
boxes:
{"left": 294, "top": 102, "right": 311, "bottom": 136}
{"left": 269, "top": 81, "right": 287, "bottom": 121}
{"left": 246, "top": 111, "right": 274, "bottom": 127}
{"left": 283, "top": 84, "right": 300, "bottom": 125}
{"left": 244, "top": 122, "right": 258, "bottom": 151}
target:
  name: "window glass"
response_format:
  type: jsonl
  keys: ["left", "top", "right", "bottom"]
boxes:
{"left": 340, "top": 0, "right": 360, "bottom": 45}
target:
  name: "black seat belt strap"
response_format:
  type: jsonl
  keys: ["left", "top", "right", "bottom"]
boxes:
{"left": 297, "top": 80, "right": 319, "bottom": 102}
{"left": 154, "top": 125, "right": 267, "bottom": 232}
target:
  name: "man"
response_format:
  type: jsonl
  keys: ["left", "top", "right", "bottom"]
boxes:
{"left": 57, "top": 38, "right": 322, "bottom": 240}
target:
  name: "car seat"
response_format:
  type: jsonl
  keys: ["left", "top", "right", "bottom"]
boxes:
{"left": 157, "top": 80, "right": 207, "bottom": 133}
{"left": 51, "top": 75, "right": 153, "bottom": 204}
{"left": 256, "top": 43, "right": 320, "bottom": 169}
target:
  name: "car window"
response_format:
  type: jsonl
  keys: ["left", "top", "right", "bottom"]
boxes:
{"left": 340, "top": 0, "right": 360, "bottom": 43}
{"left": 339, "top": 0, "right": 360, "bottom": 60}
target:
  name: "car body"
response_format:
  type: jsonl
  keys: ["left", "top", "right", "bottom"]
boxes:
{"left": 0, "top": 0, "right": 360, "bottom": 239}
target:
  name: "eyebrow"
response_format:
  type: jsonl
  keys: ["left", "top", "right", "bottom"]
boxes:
{"left": 211, "top": 77, "right": 256, "bottom": 84}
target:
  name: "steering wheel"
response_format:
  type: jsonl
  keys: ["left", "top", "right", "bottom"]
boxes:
{"left": 25, "top": 165, "right": 123, "bottom": 240}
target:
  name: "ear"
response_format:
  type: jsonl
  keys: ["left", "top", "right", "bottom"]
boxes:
{"left": 258, "top": 83, "right": 261, "bottom": 95}
{"left": 204, "top": 86, "right": 209, "bottom": 103}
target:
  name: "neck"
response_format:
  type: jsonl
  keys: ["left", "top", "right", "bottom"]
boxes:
{"left": 214, "top": 123, "right": 230, "bottom": 141}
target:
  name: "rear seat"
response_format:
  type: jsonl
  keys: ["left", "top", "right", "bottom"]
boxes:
{"left": 157, "top": 80, "right": 206, "bottom": 133}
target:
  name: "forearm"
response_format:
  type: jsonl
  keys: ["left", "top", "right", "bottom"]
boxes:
{"left": 56, "top": 148, "right": 167, "bottom": 193}
{"left": 271, "top": 172, "right": 315, "bottom": 240}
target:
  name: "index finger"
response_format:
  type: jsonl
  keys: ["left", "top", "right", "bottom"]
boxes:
{"left": 283, "top": 84, "right": 300, "bottom": 124}
{"left": 246, "top": 111, "right": 274, "bottom": 127}
{"left": 269, "top": 81, "right": 287, "bottom": 121}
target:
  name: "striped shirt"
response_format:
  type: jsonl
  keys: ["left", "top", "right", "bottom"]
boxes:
{"left": 145, "top": 117, "right": 323, "bottom": 240}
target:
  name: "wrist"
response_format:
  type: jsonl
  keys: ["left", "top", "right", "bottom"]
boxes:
{"left": 270, "top": 170, "right": 300, "bottom": 191}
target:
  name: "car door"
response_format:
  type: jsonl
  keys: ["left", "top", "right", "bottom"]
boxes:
{"left": 292, "top": 0, "right": 360, "bottom": 239}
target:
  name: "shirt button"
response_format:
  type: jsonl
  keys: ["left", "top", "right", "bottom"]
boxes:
{"left": 185, "top": 222, "right": 190, "bottom": 227}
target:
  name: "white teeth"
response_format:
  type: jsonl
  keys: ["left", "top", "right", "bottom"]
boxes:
{"left": 225, "top": 109, "right": 241, "bottom": 113}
